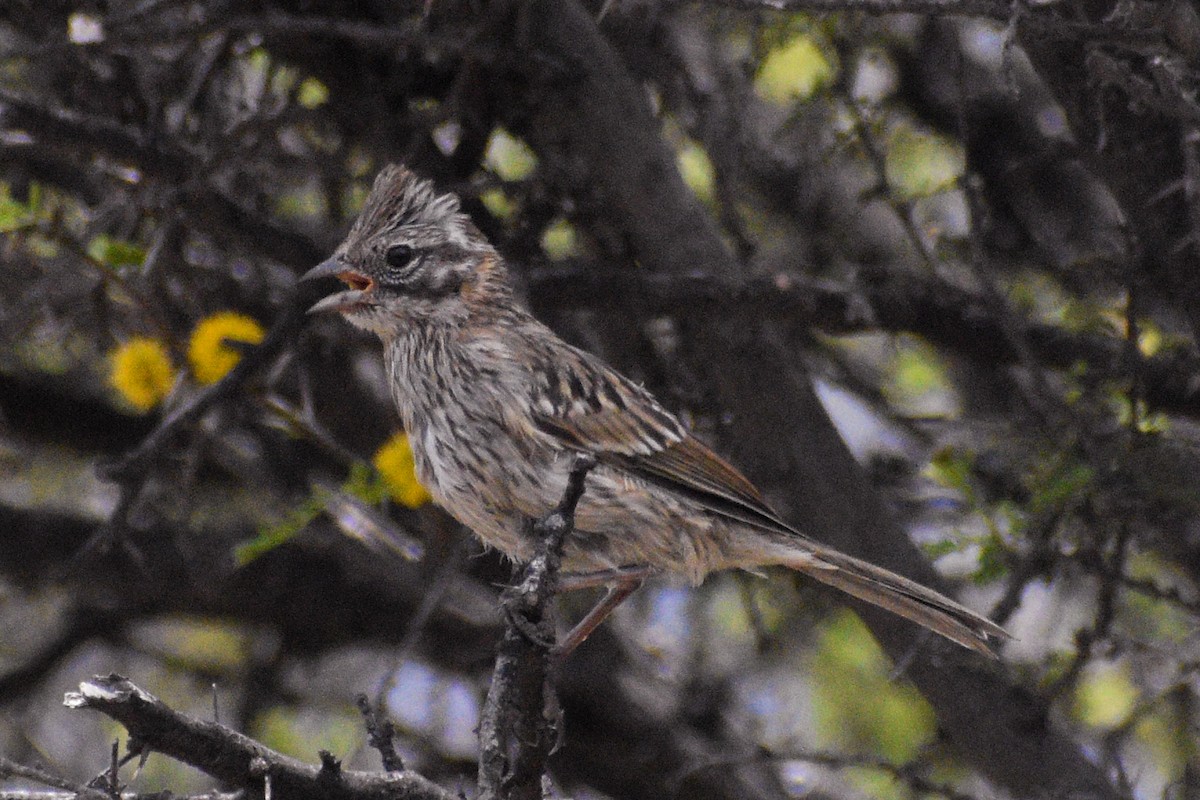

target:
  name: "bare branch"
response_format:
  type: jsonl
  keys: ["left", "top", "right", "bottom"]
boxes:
{"left": 355, "top": 695, "right": 405, "bottom": 773}
{"left": 0, "top": 758, "right": 104, "bottom": 799}
{"left": 686, "top": 0, "right": 1162, "bottom": 42}
{"left": 0, "top": 792, "right": 241, "bottom": 800}
{"left": 477, "top": 454, "right": 596, "bottom": 800}
{"left": 63, "top": 675, "right": 456, "bottom": 800}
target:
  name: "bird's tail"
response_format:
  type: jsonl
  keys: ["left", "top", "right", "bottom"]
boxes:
{"left": 776, "top": 543, "right": 1009, "bottom": 658}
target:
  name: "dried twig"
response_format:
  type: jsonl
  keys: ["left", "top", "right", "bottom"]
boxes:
{"left": 355, "top": 695, "right": 405, "bottom": 773}
{"left": 63, "top": 675, "right": 455, "bottom": 800}
{"left": 477, "top": 454, "right": 596, "bottom": 800}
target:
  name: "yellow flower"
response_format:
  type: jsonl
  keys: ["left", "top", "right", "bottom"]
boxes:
{"left": 373, "top": 433, "right": 432, "bottom": 508}
{"left": 108, "top": 337, "right": 175, "bottom": 412}
{"left": 187, "top": 312, "right": 265, "bottom": 385}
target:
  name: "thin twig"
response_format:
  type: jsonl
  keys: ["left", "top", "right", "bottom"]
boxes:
{"left": 845, "top": 99, "right": 939, "bottom": 273}
{"left": 355, "top": 695, "right": 405, "bottom": 773}
{"left": 0, "top": 758, "right": 101, "bottom": 798}
{"left": 373, "top": 534, "right": 473, "bottom": 710}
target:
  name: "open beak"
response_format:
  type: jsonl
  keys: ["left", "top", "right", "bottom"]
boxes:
{"left": 300, "top": 259, "right": 375, "bottom": 314}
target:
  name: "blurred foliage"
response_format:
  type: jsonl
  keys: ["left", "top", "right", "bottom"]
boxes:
{"left": 1025, "top": 452, "right": 1094, "bottom": 517}
{"left": 676, "top": 139, "right": 716, "bottom": 206}
{"left": 2, "top": 2, "right": 1199, "bottom": 798}
{"left": 1122, "top": 552, "right": 1195, "bottom": 644}
{"left": 755, "top": 32, "right": 837, "bottom": 104}
{"left": 884, "top": 126, "right": 964, "bottom": 199}
{"left": 539, "top": 218, "right": 579, "bottom": 259}
{"left": 811, "top": 611, "right": 935, "bottom": 763}
{"left": 1134, "top": 710, "right": 1190, "bottom": 790}
{"left": 1073, "top": 660, "right": 1137, "bottom": 730}
{"left": 298, "top": 77, "right": 330, "bottom": 109}
{"left": 485, "top": 129, "right": 538, "bottom": 183}
{"left": 0, "top": 183, "right": 35, "bottom": 232}
{"left": 884, "top": 334, "right": 957, "bottom": 417}
{"left": 480, "top": 187, "right": 518, "bottom": 222}
{"left": 88, "top": 235, "right": 146, "bottom": 270}
{"left": 254, "top": 705, "right": 362, "bottom": 762}
{"left": 130, "top": 616, "right": 261, "bottom": 673}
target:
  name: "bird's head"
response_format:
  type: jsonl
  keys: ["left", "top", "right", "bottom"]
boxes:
{"left": 302, "top": 165, "right": 512, "bottom": 338}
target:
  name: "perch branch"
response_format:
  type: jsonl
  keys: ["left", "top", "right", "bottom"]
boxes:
{"left": 477, "top": 454, "right": 596, "bottom": 800}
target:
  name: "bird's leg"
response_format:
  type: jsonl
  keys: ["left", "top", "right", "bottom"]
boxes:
{"left": 556, "top": 564, "right": 658, "bottom": 592}
{"left": 552, "top": 565, "right": 658, "bottom": 658}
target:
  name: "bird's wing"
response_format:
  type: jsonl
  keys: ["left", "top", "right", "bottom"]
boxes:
{"left": 529, "top": 345, "right": 799, "bottom": 536}
{"left": 527, "top": 339, "right": 1010, "bottom": 655}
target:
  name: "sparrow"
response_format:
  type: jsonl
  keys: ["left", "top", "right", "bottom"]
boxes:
{"left": 302, "top": 165, "right": 1007, "bottom": 656}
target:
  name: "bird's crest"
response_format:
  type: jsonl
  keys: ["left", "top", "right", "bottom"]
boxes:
{"left": 348, "top": 164, "right": 475, "bottom": 248}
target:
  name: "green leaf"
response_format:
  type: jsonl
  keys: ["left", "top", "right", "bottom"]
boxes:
{"left": 920, "top": 538, "right": 960, "bottom": 560}
{"left": 973, "top": 532, "right": 1009, "bottom": 583}
{"left": 0, "top": 188, "right": 33, "bottom": 233}
{"left": 677, "top": 140, "right": 715, "bottom": 204}
{"left": 755, "top": 34, "right": 835, "bottom": 104}
{"left": 343, "top": 460, "right": 387, "bottom": 504}
{"left": 87, "top": 234, "right": 145, "bottom": 268}
{"left": 1073, "top": 662, "right": 1138, "bottom": 729}
{"left": 485, "top": 129, "right": 538, "bottom": 182}
{"left": 540, "top": 218, "right": 579, "bottom": 259}
{"left": 297, "top": 77, "right": 329, "bottom": 108}
{"left": 886, "top": 126, "right": 964, "bottom": 199}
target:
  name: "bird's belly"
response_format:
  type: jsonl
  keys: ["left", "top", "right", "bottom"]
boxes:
{"left": 430, "top": 451, "right": 730, "bottom": 584}
{"left": 399, "top": 391, "right": 731, "bottom": 583}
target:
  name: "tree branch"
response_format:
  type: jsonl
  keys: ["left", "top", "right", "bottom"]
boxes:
{"left": 689, "top": 0, "right": 1161, "bottom": 42}
{"left": 63, "top": 675, "right": 455, "bottom": 800}
{"left": 527, "top": 263, "right": 1200, "bottom": 418}
{"left": 503, "top": 2, "right": 1121, "bottom": 798}
{"left": 355, "top": 694, "right": 405, "bottom": 773}
{"left": 477, "top": 454, "right": 595, "bottom": 800}
{"left": 0, "top": 793, "right": 241, "bottom": 800}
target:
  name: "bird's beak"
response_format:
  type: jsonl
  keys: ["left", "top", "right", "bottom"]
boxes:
{"left": 300, "top": 258, "right": 375, "bottom": 315}
{"left": 300, "top": 258, "right": 343, "bottom": 284}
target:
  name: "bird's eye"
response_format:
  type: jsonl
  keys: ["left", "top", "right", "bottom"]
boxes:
{"left": 385, "top": 244, "right": 415, "bottom": 270}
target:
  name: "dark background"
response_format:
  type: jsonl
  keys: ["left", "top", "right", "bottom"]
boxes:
{"left": 2, "top": 1, "right": 1199, "bottom": 798}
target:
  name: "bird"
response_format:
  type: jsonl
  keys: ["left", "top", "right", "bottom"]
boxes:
{"left": 302, "top": 164, "right": 1008, "bottom": 657}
